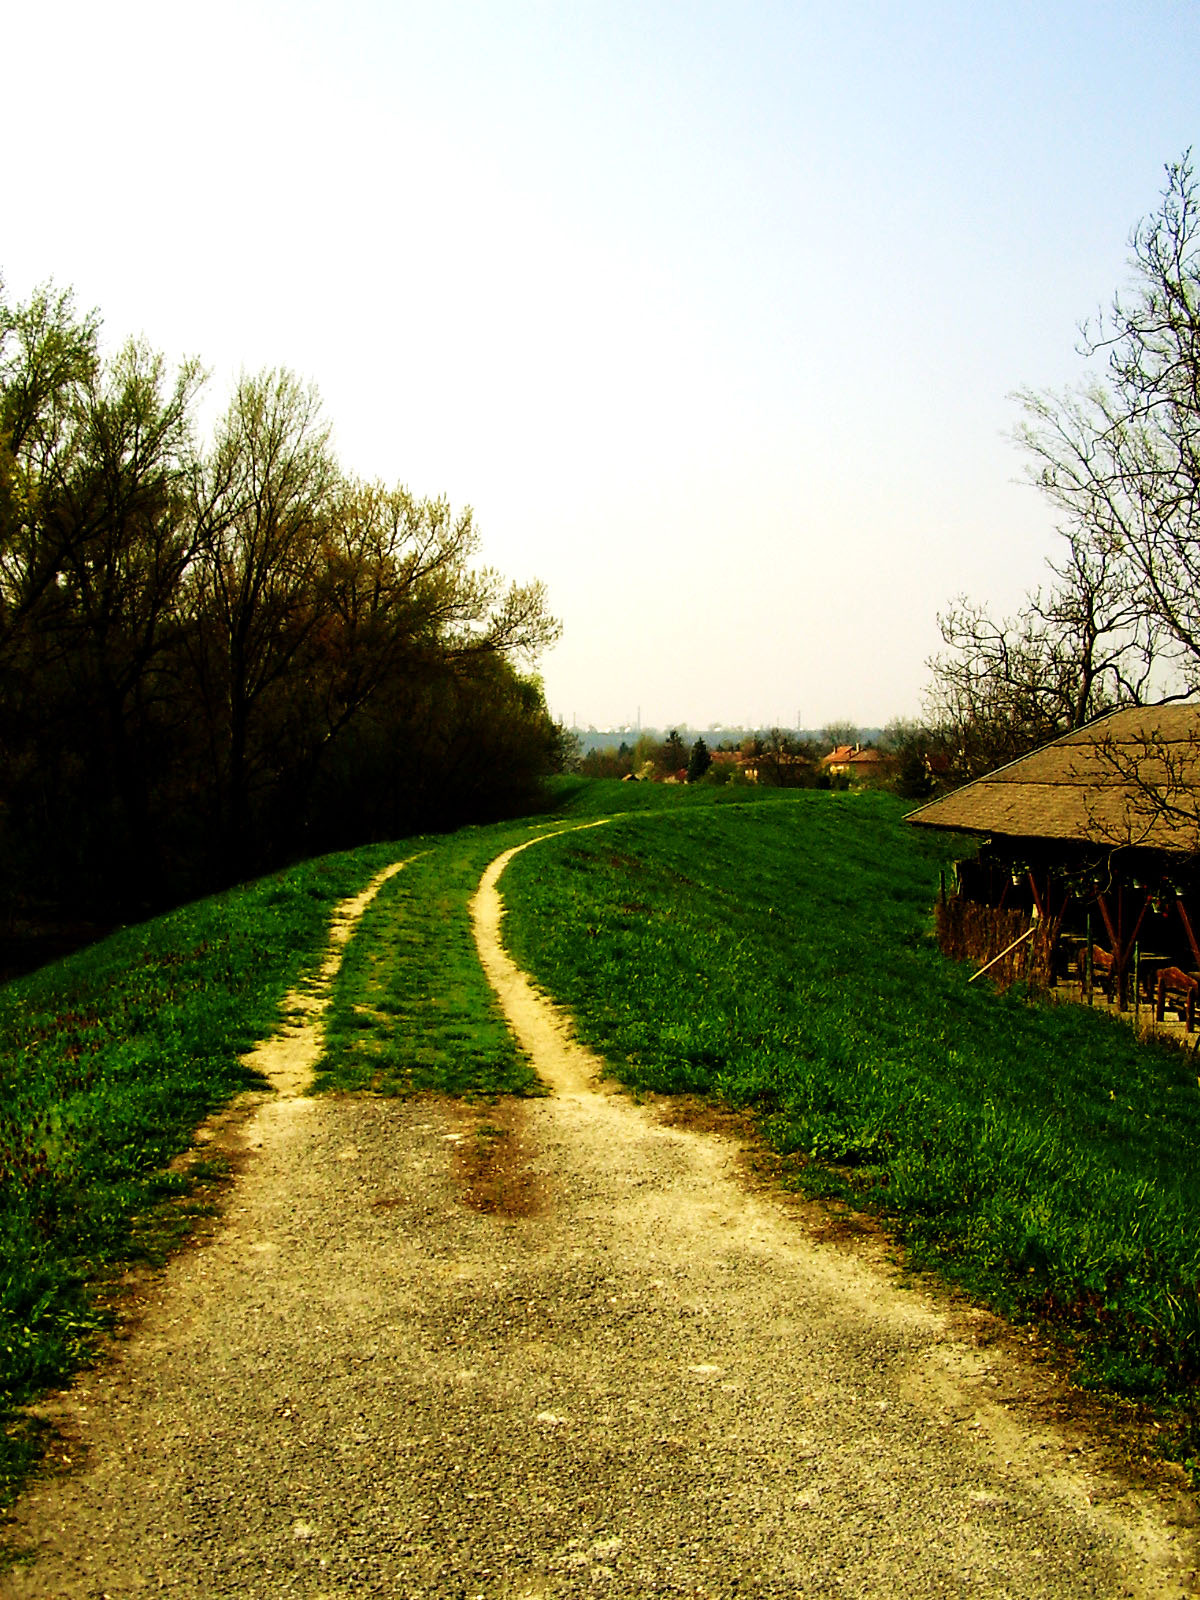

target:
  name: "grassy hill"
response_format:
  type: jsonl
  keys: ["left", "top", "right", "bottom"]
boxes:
{"left": 503, "top": 790, "right": 1200, "bottom": 1432}
{"left": 3, "top": 779, "right": 1200, "bottom": 1503}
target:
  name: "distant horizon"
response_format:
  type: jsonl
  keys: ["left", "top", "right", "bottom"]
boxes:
{"left": 560, "top": 712, "right": 892, "bottom": 738}
{"left": 567, "top": 722, "right": 887, "bottom": 751}
{"left": 563, "top": 718, "right": 887, "bottom": 731}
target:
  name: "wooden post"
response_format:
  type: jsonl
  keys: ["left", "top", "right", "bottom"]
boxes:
{"left": 1026, "top": 870, "right": 1046, "bottom": 920}
{"left": 1134, "top": 943, "right": 1140, "bottom": 1026}
{"left": 1176, "top": 896, "right": 1200, "bottom": 971}
{"left": 1096, "top": 893, "right": 1123, "bottom": 1010}
{"left": 1086, "top": 913, "right": 1094, "bottom": 1005}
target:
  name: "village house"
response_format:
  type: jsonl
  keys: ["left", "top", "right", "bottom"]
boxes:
{"left": 820, "top": 743, "right": 891, "bottom": 783}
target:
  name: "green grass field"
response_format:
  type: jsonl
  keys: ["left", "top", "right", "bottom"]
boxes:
{"left": 3, "top": 778, "right": 1200, "bottom": 1504}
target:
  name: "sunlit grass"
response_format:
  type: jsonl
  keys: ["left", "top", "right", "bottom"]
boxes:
{"left": 316, "top": 824, "right": 544, "bottom": 1099}
{"left": 315, "top": 783, "right": 792, "bottom": 1099}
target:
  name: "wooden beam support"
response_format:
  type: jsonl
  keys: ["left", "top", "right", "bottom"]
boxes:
{"left": 1096, "top": 891, "right": 1132, "bottom": 1007}
{"left": 1096, "top": 892, "right": 1120, "bottom": 958}
{"left": 1176, "top": 896, "right": 1200, "bottom": 971}
{"left": 1026, "top": 871, "right": 1046, "bottom": 921}
{"left": 1127, "top": 891, "right": 1150, "bottom": 954}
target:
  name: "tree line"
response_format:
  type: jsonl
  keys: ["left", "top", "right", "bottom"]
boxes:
{"left": 573, "top": 723, "right": 943, "bottom": 796}
{"left": 0, "top": 281, "right": 564, "bottom": 923}
{"left": 925, "top": 152, "right": 1200, "bottom": 785}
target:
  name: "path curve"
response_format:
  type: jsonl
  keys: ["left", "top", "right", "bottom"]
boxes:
{"left": 2, "top": 835, "right": 1197, "bottom": 1599}
{"left": 469, "top": 822, "right": 612, "bottom": 1097}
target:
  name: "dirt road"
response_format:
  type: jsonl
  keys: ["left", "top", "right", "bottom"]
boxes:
{"left": 3, "top": 838, "right": 1198, "bottom": 1598}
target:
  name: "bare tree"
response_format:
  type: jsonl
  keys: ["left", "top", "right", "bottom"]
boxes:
{"left": 1015, "top": 152, "right": 1200, "bottom": 694}
{"left": 926, "top": 524, "right": 1164, "bottom": 780}
{"left": 928, "top": 154, "right": 1200, "bottom": 785}
{"left": 991, "top": 153, "right": 1200, "bottom": 827}
{"left": 1087, "top": 723, "right": 1200, "bottom": 852}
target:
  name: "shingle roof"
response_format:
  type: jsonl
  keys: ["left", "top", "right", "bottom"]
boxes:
{"left": 905, "top": 703, "right": 1200, "bottom": 854}
{"left": 822, "top": 745, "right": 884, "bottom": 767}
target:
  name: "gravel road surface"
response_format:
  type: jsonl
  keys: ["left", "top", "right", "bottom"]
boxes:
{"left": 3, "top": 839, "right": 1197, "bottom": 1599}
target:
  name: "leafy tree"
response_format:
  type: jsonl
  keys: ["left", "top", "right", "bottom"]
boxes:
{"left": 188, "top": 369, "right": 339, "bottom": 869}
{"left": 0, "top": 278, "right": 564, "bottom": 922}
{"left": 0, "top": 289, "right": 205, "bottom": 901}
{"left": 0, "top": 280, "right": 99, "bottom": 646}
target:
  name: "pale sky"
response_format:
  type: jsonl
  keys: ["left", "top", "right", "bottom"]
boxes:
{"left": 4, "top": 1, "right": 1198, "bottom": 730}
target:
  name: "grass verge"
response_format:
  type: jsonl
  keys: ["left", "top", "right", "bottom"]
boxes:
{"left": 500, "top": 787, "right": 1200, "bottom": 1474}
{"left": 0, "top": 839, "right": 402, "bottom": 1509}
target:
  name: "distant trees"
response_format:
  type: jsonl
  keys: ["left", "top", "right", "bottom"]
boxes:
{"left": 745, "top": 727, "right": 817, "bottom": 787}
{"left": 661, "top": 729, "right": 688, "bottom": 775}
{"left": 926, "top": 153, "right": 1200, "bottom": 782}
{"left": 577, "top": 741, "right": 633, "bottom": 780}
{"left": 687, "top": 737, "right": 711, "bottom": 783}
{"left": 576, "top": 730, "right": 724, "bottom": 784}
{"left": 0, "top": 277, "right": 563, "bottom": 916}
{"left": 879, "top": 718, "right": 940, "bottom": 799}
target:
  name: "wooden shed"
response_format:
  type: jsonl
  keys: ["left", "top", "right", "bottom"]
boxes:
{"left": 906, "top": 704, "right": 1200, "bottom": 1014}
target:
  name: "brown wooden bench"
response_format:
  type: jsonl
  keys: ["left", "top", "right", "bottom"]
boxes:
{"left": 1073, "top": 944, "right": 1115, "bottom": 998}
{"left": 1155, "top": 966, "right": 1198, "bottom": 1031}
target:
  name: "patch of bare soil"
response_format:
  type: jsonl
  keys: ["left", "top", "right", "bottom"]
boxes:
{"left": 3, "top": 829, "right": 1198, "bottom": 1599}
{"left": 448, "top": 1100, "right": 550, "bottom": 1219}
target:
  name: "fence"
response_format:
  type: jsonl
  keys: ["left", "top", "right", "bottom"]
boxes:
{"left": 935, "top": 897, "right": 1053, "bottom": 991}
